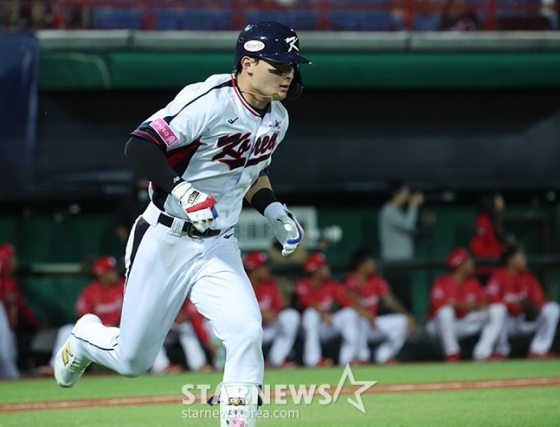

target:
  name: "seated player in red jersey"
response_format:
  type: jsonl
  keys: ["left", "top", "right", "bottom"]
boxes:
{"left": 343, "top": 249, "right": 415, "bottom": 365}
{"left": 426, "top": 248, "right": 507, "bottom": 362}
{"left": 0, "top": 243, "right": 41, "bottom": 379}
{"left": 151, "top": 298, "right": 214, "bottom": 373}
{"left": 39, "top": 255, "right": 125, "bottom": 374}
{"left": 293, "top": 252, "right": 360, "bottom": 367}
{"left": 243, "top": 251, "right": 299, "bottom": 368}
{"left": 486, "top": 244, "right": 560, "bottom": 359}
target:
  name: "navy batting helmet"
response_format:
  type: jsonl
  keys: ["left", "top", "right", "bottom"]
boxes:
{"left": 235, "top": 21, "right": 311, "bottom": 99}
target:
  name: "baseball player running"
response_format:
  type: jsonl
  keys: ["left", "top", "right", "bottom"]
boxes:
{"left": 54, "top": 21, "right": 309, "bottom": 427}
{"left": 426, "top": 248, "right": 506, "bottom": 361}
{"left": 243, "top": 251, "right": 300, "bottom": 368}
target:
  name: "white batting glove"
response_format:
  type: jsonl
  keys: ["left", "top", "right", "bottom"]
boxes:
{"left": 264, "top": 202, "right": 304, "bottom": 256}
{"left": 171, "top": 181, "right": 217, "bottom": 233}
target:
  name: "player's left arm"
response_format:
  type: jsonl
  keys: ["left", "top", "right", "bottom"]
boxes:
{"left": 519, "top": 275, "right": 543, "bottom": 321}
{"left": 246, "top": 174, "right": 304, "bottom": 257}
{"left": 526, "top": 273, "right": 546, "bottom": 307}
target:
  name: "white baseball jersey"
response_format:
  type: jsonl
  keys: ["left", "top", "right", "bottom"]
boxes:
{"left": 131, "top": 73, "right": 289, "bottom": 229}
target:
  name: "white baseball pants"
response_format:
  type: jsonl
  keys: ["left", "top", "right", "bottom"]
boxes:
{"left": 358, "top": 313, "right": 408, "bottom": 364}
{"left": 426, "top": 303, "right": 506, "bottom": 359}
{"left": 262, "top": 308, "right": 300, "bottom": 366}
{"left": 73, "top": 203, "right": 263, "bottom": 385}
{"left": 301, "top": 307, "right": 360, "bottom": 366}
{"left": 0, "top": 302, "right": 19, "bottom": 379}
{"left": 495, "top": 301, "right": 560, "bottom": 356}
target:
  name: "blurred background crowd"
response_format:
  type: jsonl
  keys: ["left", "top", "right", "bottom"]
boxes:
{"left": 1, "top": 0, "right": 559, "bottom": 32}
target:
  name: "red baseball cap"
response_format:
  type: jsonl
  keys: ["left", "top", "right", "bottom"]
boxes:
{"left": 303, "top": 252, "right": 327, "bottom": 274}
{"left": 446, "top": 248, "right": 470, "bottom": 269}
{"left": 243, "top": 251, "right": 267, "bottom": 270}
{"left": 92, "top": 255, "right": 117, "bottom": 276}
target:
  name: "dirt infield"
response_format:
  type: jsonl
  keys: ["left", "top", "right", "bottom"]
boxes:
{"left": 2, "top": 377, "right": 560, "bottom": 413}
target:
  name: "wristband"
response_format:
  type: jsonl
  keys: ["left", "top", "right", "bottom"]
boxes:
{"left": 251, "top": 188, "right": 279, "bottom": 216}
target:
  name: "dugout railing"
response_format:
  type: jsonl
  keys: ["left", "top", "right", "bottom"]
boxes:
{"left": 1, "top": 0, "right": 559, "bottom": 31}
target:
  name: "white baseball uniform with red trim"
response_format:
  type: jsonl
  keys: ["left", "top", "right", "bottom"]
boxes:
{"left": 254, "top": 278, "right": 300, "bottom": 367}
{"left": 486, "top": 268, "right": 560, "bottom": 356}
{"left": 294, "top": 278, "right": 360, "bottom": 366}
{"left": 343, "top": 273, "right": 409, "bottom": 364}
{"left": 70, "top": 73, "right": 290, "bottom": 387}
{"left": 131, "top": 73, "right": 288, "bottom": 228}
{"left": 426, "top": 273, "right": 506, "bottom": 359}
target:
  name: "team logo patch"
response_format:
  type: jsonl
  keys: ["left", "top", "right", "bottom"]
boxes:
{"left": 244, "top": 40, "right": 265, "bottom": 52}
{"left": 187, "top": 191, "right": 200, "bottom": 205}
{"left": 284, "top": 36, "right": 299, "bottom": 52}
{"left": 150, "top": 118, "right": 179, "bottom": 146}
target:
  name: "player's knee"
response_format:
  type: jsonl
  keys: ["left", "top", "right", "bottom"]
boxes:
{"left": 542, "top": 301, "right": 560, "bottom": 320}
{"left": 302, "top": 308, "right": 320, "bottom": 328}
{"left": 247, "top": 322, "right": 264, "bottom": 344}
{"left": 339, "top": 307, "right": 359, "bottom": 323}
{"left": 228, "top": 321, "right": 263, "bottom": 350}
{"left": 488, "top": 303, "right": 507, "bottom": 321}
{"left": 396, "top": 314, "right": 409, "bottom": 335}
{"left": 119, "top": 356, "right": 152, "bottom": 378}
{"left": 281, "top": 308, "right": 301, "bottom": 330}
{"left": 436, "top": 305, "right": 455, "bottom": 321}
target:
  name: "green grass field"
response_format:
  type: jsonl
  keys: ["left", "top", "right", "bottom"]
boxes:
{"left": 1, "top": 360, "right": 559, "bottom": 427}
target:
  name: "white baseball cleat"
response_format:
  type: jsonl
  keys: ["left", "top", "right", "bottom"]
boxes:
{"left": 54, "top": 314, "right": 101, "bottom": 388}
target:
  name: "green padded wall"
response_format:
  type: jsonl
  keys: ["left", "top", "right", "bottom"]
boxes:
{"left": 40, "top": 51, "right": 560, "bottom": 91}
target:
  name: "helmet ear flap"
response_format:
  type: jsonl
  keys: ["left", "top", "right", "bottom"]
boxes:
{"left": 287, "top": 66, "right": 303, "bottom": 100}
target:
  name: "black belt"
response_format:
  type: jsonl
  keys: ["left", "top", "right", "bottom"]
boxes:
{"left": 157, "top": 213, "right": 221, "bottom": 238}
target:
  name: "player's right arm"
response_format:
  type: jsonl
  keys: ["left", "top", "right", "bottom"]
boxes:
{"left": 124, "top": 136, "right": 216, "bottom": 232}
{"left": 125, "top": 136, "right": 180, "bottom": 194}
